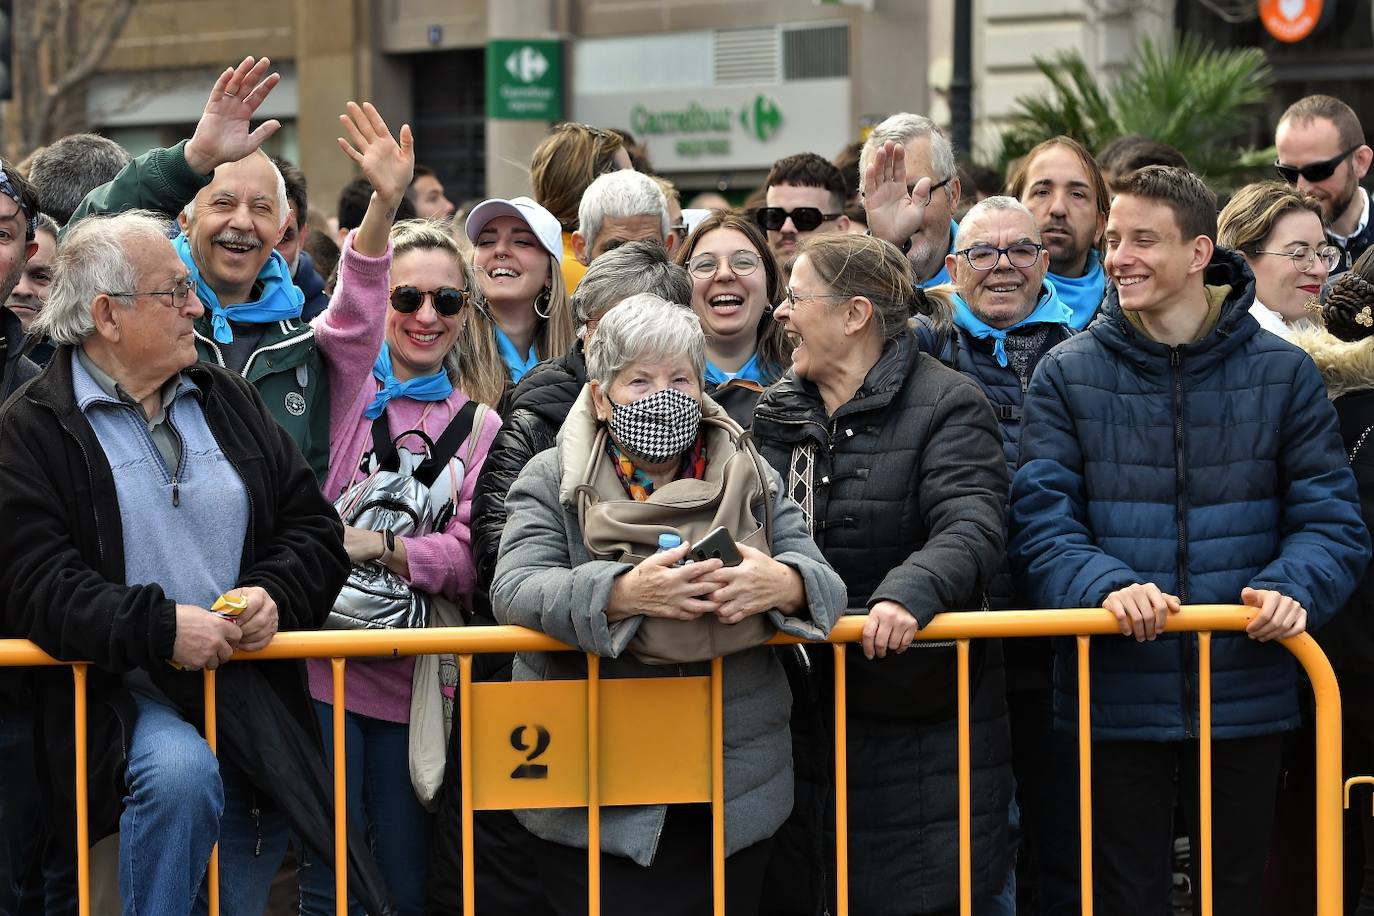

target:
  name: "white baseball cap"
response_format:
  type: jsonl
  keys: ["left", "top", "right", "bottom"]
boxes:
{"left": 463, "top": 196, "right": 563, "bottom": 264}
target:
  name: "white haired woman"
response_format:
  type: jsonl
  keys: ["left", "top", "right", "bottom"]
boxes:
{"left": 492, "top": 294, "right": 846, "bottom": 916}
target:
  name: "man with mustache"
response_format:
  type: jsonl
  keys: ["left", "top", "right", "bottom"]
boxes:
{"left": 1006, "top": 136, "right": 1110, "bottom": 329}
{"left": 69, "top": 57, "right": 336, "bottom": 482}
{"left": 1275, "top": 95, "right": 1374, "bottom": 272}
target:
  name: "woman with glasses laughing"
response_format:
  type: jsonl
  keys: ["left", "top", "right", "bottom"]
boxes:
{"left": 1218, "top": 182, "right": 1339, "bottom": 338}
{"left": 674, "top": 211, "right": 793, "bottom": 426}
{"left": 300, "top": 101, "right": 504, "bottom": 914}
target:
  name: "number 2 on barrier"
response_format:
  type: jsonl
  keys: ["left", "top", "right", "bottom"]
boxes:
{"left": 509, "top": 724, "right": 551, "bottom": 779}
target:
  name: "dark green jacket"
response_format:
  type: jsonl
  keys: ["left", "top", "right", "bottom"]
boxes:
{"left": 68, "top": 141, "right": 330, "bottom": 482}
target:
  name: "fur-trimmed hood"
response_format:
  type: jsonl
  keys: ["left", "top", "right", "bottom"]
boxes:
{"left": 1289, "top": 323, "right": 1374, "bottom": 401}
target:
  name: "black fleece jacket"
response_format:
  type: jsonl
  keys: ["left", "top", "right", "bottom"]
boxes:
{"left": 0, "top": 347, "right": 348, "bottom": 842}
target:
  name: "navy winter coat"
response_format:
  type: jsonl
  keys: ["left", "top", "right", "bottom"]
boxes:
{"left": 1009, "top": 249, "right": 1370, "bottom": 741}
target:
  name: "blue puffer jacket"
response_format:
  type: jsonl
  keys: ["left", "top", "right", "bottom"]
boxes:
{"left": 1009, "top": 248, "right": 1370, "bottom": 741}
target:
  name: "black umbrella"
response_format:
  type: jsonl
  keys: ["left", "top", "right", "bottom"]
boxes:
{"left": 152, "top": 663, "right": 396, "bottom": 915}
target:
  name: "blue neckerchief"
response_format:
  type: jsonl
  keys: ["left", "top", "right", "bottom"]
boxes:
{"left": 495, "top": 326, "right": 539, "bottom": 383}
{"left": 364, "top": 341, "right": 455, "bottom": 420}
{"left": 1050, "top": 250, "right": 1106, "bottom": 330}
{"left": 919, "top": 219, "right": 959, "bottom": 289}
{"left": 173, "top": 234, "right": 304, "bottom": 344}
{"left": 951, "top": 277, "right": 1073, "bottom": 367}
{"left": 704, "top": 352, "right": 774, "bottom": 387}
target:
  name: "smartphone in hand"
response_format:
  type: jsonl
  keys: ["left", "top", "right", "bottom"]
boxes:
{"left": 689, "top": 526, "right": 743, "bottom": 567}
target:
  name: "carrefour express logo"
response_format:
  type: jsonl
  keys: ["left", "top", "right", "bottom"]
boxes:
{"left": 740, "top": 94, "right": 783, "bottom": 142}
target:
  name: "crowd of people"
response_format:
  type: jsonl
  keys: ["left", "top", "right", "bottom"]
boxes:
{"left": 1, "top": 51, "right": 1374, "bottom": 916}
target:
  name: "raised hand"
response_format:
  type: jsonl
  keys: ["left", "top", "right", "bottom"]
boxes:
{"left": 337, "top": 101, "right": 415, "bottom": 208}
{"left": 862, "top": 140, "right": 931, "bottom": 249}
{"left": 184, "top": 57, "right": 282, "bottom": 175}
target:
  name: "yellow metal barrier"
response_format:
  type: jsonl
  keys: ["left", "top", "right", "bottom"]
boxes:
{"left": 0, "top": 605, "right": 1347, "bottom": 915}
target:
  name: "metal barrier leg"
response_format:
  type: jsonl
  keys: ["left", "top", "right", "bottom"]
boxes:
{"left": 1286, "top": 634, "right": 1345, "bottom": 916}
{"left": 459, "top": 654, "right": 475, "bottom": 915}
{"left": 833, "top": 644, "right": 848, "bottom": 916}
{"left": 587, "top": 654, "right": 601, "bottom": 916}
{"left": 1076, "top": 635, "right": 1093, "bottom": 916}
{"left": 331, "top": 658, "right": 348, "bottom": 914}
{"left": 1197, "top": 633, "right": 1213, "bottom": 916}
{"left": 711, "top": 656, "right": 725, "bottom": 916}
{"left": 204, "top": 669, "right": 220, "bottom": 916}
{"left": 957, "top": 639, "right": 971, "bottom": 916}
{"left": 73, "top": 664, "right": 90, "bottom": 916}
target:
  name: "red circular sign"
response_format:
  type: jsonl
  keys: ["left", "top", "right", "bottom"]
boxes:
{"left": 1259, "top": 0, "right": 1325, "bottom": 43}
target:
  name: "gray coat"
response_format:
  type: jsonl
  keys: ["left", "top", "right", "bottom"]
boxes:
{"left": 492, "top": 391, "right": 847, "bottom": 865}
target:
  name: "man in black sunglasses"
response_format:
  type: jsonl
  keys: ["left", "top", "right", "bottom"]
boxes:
{"left": 756, "top": 152, "right": 850, "bottom": 280}
{"left": 1276, "top": 95, "right": 1373, "bottom": 271}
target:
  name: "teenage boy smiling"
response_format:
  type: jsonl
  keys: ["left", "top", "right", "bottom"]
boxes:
{"left": 1008, "top": 165, "right": 1370, "bottom": 916}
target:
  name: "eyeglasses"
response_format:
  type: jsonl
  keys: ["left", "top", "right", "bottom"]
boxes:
{"left": 1252, "top": 244, "right": 1341, "bottom": 272}
{"left": 783, "top": 287, "right": 850, "bottom": 308}
{"left": 686, "top": 250, "right": 762, "bottom": 279}
{"left": 668, "top": 222, "right": 688, "bottom": 237}
{"left": 106, "top": 277, "right": 197, "bottom": 306}
{"left": 753, "top": 206, "right": 843, "bottom": 232}
{"left": 909, "top": 175, "right": 953, "bottom": 201}
{"left": 389, "top": 285, "right": 470, "bottom": 316}
{"left": 956, "top": 242, "right": 1044, "bottom": 271}
{"left": 1275, "top": 145, "right": 1363, "bottom": 184}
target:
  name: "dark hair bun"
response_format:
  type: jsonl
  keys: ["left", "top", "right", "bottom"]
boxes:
{"left": 1320, "top": 273, "right": 1374, "bottom": 342}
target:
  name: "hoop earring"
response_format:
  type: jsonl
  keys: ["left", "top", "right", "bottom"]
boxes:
{"left": 534, "top": 287, "right": 552, "bottom": 320}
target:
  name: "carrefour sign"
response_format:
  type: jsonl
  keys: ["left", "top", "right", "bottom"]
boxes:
{"left": 487, "top": 39, "right": 563, "bottom": 121}
{"left": 575, "top": 80, "right": 848, "bottom": 171}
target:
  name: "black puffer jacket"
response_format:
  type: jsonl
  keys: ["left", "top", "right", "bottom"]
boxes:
{"left": 752, "top": 330, "right": 1014, "bottom": 914}
{"left": 472, "top": 345, "right": 587, "bottom": 601}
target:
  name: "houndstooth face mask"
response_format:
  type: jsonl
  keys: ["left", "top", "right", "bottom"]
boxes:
{"left": 606, "top": 387, "right": 702, "bottom": 464}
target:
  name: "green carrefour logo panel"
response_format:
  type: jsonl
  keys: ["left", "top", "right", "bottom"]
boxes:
{"left": 628, "top": 93, "right": 784, "bottom": 159}
{"left": 487, "top": 39, "right": 563, "bottom": 121}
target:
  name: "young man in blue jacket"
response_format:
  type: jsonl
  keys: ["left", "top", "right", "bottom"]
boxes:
{"left": 1009, "top": 166, "right": 1371, "bottom": 916}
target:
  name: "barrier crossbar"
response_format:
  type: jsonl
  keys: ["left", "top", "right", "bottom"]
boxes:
{"left": 0, "top": 605, "right": 1345, "bottom": 916}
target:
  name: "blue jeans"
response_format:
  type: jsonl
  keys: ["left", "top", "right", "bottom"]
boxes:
{"left": 120, "top": 690, "right": 288, "bottom": 916}
{"left": 297, "top": 701, "right": 433, "bottom": 916}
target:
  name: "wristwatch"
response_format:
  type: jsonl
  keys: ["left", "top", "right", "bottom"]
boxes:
{"left": 379, "top": 529, "right": 396, "bottom": 563}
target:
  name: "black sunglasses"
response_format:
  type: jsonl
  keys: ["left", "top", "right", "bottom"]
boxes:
{"left": 1275, "top": 145, "right": 1362, "bottom": 184}
{"left": 389, "top": 285, "right": 470, "bottom": 316}
{"left": 753, "top": 206, "right": 842, "bottom": 232}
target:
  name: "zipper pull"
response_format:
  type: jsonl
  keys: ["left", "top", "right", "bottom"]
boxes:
{"left": 172, "top": 477, "right": 180, "bottom": 507}
{"left": 1170, "top": 349, "right": 1180, "bottom": 367}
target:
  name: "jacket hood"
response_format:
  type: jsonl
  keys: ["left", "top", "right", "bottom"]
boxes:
{"left": 1289, "top": 323, "right": 1374, "bottom": 400}
{"left": 554, "top": 386, "right": 738, "bottom": 507}
{"left": 1091, "top": 246, "right": 1258, "bottom": 370}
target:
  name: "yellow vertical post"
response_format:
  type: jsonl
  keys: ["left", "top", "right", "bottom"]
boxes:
{"left": 587, "top": 654, "right": 601, "bottom": 915}
{"left": 1077, "top": 635, "right": 1093, "bottom": 916}
{"left": 204, "top": 669, "right": 220, "bottom": 916}
{"left": 833, "top": 644, "right": 849, "bottom": 916}
{"left": 1288, "top": 634, "right": 1343, "bottom": 916}
{"left": 957, "top": 639, "right": 972, "bottom": 916}
{"left": 332, "top": 658, "right": 348, "bottom": 913}
{"left": 73, "top": 664, "right": 90, "bottom": 916}
{"left": 459, "top": 655, "right": 475, "bottom": 915}
{"left": 1198, "top": 633, "right": 1213, "bottom": 916}
{"left": 711, "top": 655, "right": 726, "bottom": 915}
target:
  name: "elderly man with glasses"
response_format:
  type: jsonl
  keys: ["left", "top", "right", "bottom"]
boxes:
{"left": 1275, "top": 94, "right": 1374, "bottom": 271}
{"left": 0, "top": 206, "right": 349, "bottom": 913}
{"left": 859, "top": 113, "right": 963, "bottom": 288}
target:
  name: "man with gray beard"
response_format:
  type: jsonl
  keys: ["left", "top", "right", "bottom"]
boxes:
{"left": 860, "top": 112, "right": 963, "bottom": 288}
{"left": 70, "top": 57, "right": 332, "bottom": 482}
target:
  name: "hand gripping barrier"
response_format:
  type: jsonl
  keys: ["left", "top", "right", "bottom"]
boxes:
{"left": 0, "top": 605, "right": 1348, "bottom": 915}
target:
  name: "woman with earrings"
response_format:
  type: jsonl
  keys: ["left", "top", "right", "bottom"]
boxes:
{"left": 299, "top": 102, "right": 504, "bottom": 914}
{"left": 674, "top": 211, "right": 793, "bottom": 426}
{"left": 1218, "top": 181, "right": 1339, "bottom": 338}
{"left": 464, "top": 197, "right": 577, "bottom": 399}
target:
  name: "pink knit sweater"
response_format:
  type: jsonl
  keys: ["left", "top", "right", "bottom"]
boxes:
{"left": 307, "top": 232, "right": 502, "bottom": 722}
